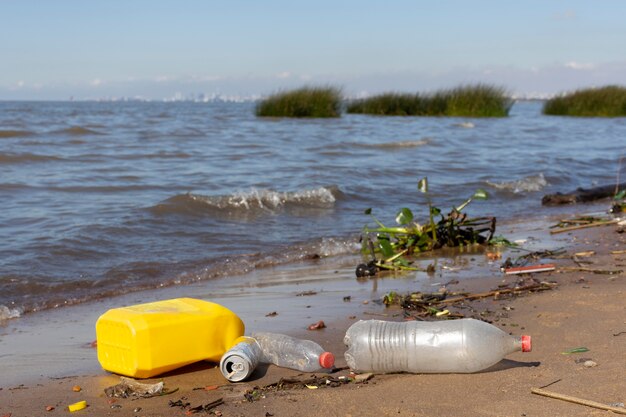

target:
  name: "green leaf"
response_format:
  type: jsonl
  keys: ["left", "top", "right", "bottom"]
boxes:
{"left": 394, "top": 257, "right": 411, "bottom": 267}
{"left": 377, "top": 237, "right": 395, "bottom": 258}
{"left": 364, "top": 208, "right": 372, "bottom": 215}
{"left": 395, "top": 207, "right": 414, "bottom": 225}
{"left": 473, "top": 189, "right": 489, "bottom": 200}
{"left": 430, "top": 206, "right": 441, "bottom": 216}
{"left": 417, "top": 177, "right": 428, "bottom": 193}
{"left": 561, "top": 347, "right": 589, "bottom": 355}
{"left": 615, "top": 189, "right": 626, "bottom": 200}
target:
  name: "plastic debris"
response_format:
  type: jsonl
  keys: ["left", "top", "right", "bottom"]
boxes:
{"left": 220, "top": 333, "right": 334, "bottom": 382}
{"left": 504, "top": 264, "right": 555, "bottom": 275}
{"left": 104, "top": 376, "right": 166, "bottom": 398}
{"left": 68, "top": 401, "right": 87, "bottom": 412}
{"left": 561, "top": 347, "right": 590, "bottom": 355}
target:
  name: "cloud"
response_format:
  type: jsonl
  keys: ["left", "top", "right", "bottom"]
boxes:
{"left": 4, "top": 61, "right": 626, "bottom": 100}
{"left": 564, "top": 61, "right": 595, "bottom": 70}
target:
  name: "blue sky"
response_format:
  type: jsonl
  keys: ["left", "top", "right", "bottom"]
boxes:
{"left": 2, "top": 0, "right": 626, "bottom": 100}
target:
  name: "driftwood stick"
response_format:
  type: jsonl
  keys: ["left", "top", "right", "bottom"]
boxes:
{"left": 531, "top": 388, "right": 626, "bottom": 415}
{"left": 558, "top": 266, "right": 623, "bottom": 275}
{"left": 433, "top": 283, "right": 555, "bottom": 305}
{"left": 550, "top": 219, "right": 618, "bottom": 234}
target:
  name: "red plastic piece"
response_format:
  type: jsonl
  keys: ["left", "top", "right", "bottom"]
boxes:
{"left": 319, "top": 351, "right": 335, "bottom": 368}
{"left": 521, "top": 335, "right": 532, "bottom": 352}
{"left": 504, "top": 264, "right": 555, "bottom": 275}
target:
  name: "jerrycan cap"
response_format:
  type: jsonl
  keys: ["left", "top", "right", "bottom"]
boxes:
{"left": 521, "top": 335, "right": 532, "bottom": 352}
{"left": 319, "top": 351, "right": 335, "bottom": 369}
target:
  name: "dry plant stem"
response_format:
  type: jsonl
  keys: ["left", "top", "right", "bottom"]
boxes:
{"left": 558, "top": 266, "right": 623, "bottom": 275}
{"left": 550, "top": 219, "right": 619, "bottom": 234}
{"left": 432, "top": 283, "right": 555, "bottom": 305}
{"left": 531, "top": 388, "right": 626, "bottom": 415}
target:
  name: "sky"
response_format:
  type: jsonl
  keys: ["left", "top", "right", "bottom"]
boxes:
{"left": 1, "top": 0, "right": 626, "bottom": 100}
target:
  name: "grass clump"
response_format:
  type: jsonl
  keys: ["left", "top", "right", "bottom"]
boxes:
{"left": 542, "top": 85, "right": 626, "bottom": 117}
{"left": 256, "top": 86, "right": 342, "bottom": 118}
{"left": 347, "top": 84, "right": 512, "bottom": 117}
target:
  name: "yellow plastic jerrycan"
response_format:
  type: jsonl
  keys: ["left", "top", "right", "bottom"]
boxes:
{"left": 96, "top": 298, "right": 244, "bottom": 378}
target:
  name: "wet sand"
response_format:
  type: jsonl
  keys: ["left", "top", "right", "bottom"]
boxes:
{"left": 1, "top": 216, "right": 624, "bottom": 416}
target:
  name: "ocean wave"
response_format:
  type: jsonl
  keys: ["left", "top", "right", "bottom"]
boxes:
{"left": 357, "top": 138, "right": 431, "bottom": 150}
{"left": 486, "top": 173, "right": 548, "bottom": 193}
{"left": 0, "top": 235, "right": 360, "bottom": 317}
{"left": 54, "top": 126, "right": 104, "bottom": 136}
{"left": 0, "top": 129, "right": 35, "bottom": 138}
{"left": 0, "top": 153, "right": 63, "bottom": 164}
{"left": 0, "top": 305, "right": 22, "bottom": 321}
{"left": 151, "top": 186, "right": 342, "bottom": 217}
{"left": 188, "top": 237, "right": 359, "bottom": 282}
{"left": 47, "top": 184, "right": 164, "bottom": 193}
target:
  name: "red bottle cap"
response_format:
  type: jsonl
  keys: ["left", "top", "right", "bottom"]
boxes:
{"left": 319, "top": 351, "right": 335, "bottom": 369}
{"left": 521, "top": 335, "right": 532, "bottom": 352}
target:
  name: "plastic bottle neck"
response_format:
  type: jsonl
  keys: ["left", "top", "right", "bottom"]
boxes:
{"left": 512, "top": 335, "right": 532, "bottom": 353}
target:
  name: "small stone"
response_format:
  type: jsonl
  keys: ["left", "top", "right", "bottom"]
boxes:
{"left": 583, "top": 360, "right": 597, "bottom": 368}
{"left": 307, "top": 320, "right": 326, "bottom": 330}
{"left": 354, "top": 372, "right": 374, "bottom": 383}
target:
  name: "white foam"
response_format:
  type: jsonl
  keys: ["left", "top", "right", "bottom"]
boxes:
{"left": 204, "top": 186, "right": 338, "bottom": 210}
{"left": 0, "top": 305, "right": 22, "bottom": 321}
{"left": 486, "top": 173, "right": 548, "bottom": 193}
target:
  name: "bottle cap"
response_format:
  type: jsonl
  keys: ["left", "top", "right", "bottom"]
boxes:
{"left": 319, "top": 351, "right": 335, "bottom": 369}
{"left": 521, "top": 335, "right": 532, "bottom": 352}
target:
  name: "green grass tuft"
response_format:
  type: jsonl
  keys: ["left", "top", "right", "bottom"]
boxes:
{"left": 256, "top": 86, "right": 342, "bottom": 118}
{"left": 346, "top": 84, "right": 512, "bottom": 117}
{"left": 542, "top": 85, "right": 626, "bottom": 117}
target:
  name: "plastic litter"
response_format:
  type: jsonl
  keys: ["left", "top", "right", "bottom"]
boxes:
{"left": 344, "top": 318, "right": 531, "bottom": 374}
{"left": 220, "top": 332, "right": 335, "bottom": 382}
{"left": 96, "top": 298, "right": 244, "bottom": 378}
{"left": 104, "top": 376, "right": 166, "bottom": 398}
{"left": 68, "top": 401, "right": 87, "bottom": 412}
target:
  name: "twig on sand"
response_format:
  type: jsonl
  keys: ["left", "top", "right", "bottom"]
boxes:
{"left": 432, "top": 282, "right": 556, "bottom": 305}
{"left": 531, "top": 388, "right": 626, "bottom": 415}
{"left": 558, "top": 266, "right": 623, "bottom": 275}
{"left": 538, "top": 379, "right": 562, "bottom": 389}
{"left": 549, "top": 219, "right": 619, "bottom": 234}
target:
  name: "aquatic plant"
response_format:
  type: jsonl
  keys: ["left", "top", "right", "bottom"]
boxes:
{"left": 356, "top": 177, "right": 495, "bottom": 276}
{"left": 346, "top": 84, "right": 512, "bottom": 117}
{"left": 542, "top": 85, "right": 626, "bottom": 117}
{"left": 255, "top": 86, "right": 342, "bottom": 118}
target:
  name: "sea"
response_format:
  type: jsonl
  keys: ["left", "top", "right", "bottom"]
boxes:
{"left": 1, "top": 100, "right": 624, "bottom": 320}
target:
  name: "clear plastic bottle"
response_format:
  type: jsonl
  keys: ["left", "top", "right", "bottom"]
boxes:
{"left": 220, "top": 332, "right": 335, "bottom": 382}
{"left": 344, "top": 318, "right": 531, "bottom": 374}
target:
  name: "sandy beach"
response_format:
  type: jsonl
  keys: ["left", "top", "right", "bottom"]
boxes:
{"left": 1, "top": 214, "right": 624, "bottom": 417}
